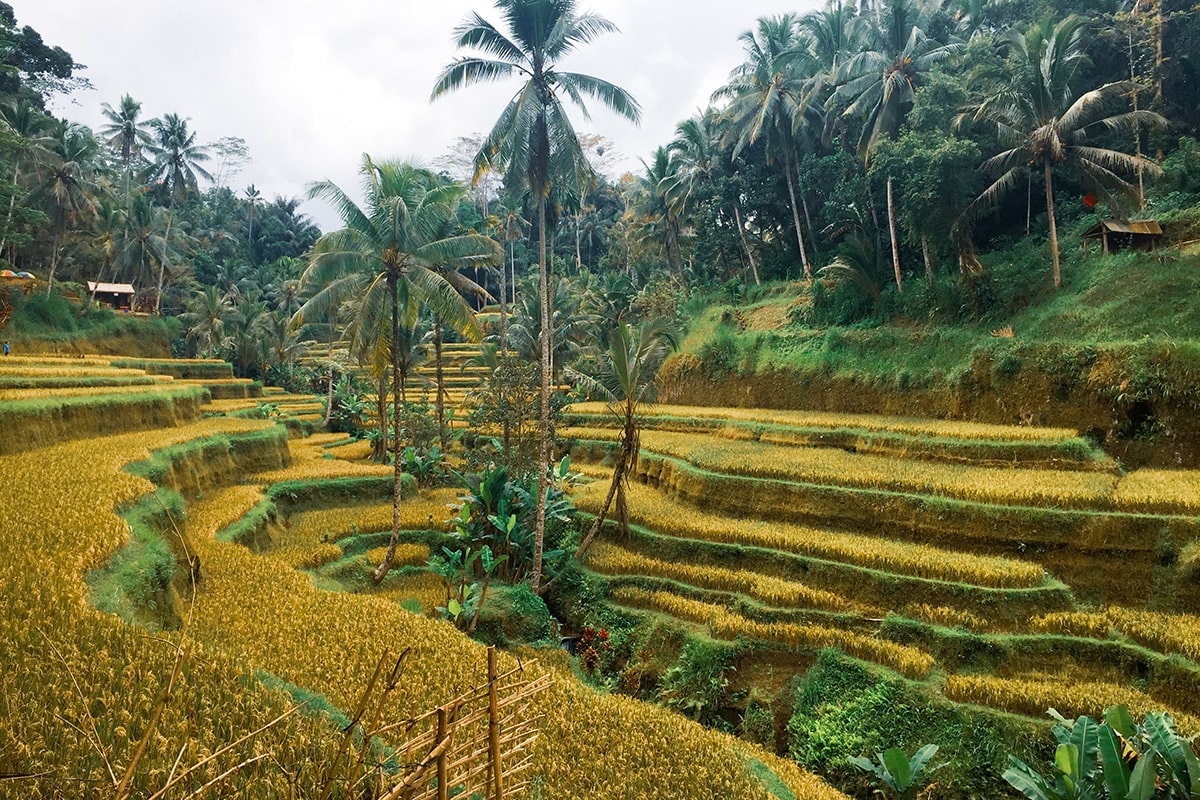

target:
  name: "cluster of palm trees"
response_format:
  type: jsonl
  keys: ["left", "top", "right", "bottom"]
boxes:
{"left": 1, "top": 94, "right": 319, "bottom": 324}
{"left": 628, "top": 0, "right": 1165, "bottom": 297}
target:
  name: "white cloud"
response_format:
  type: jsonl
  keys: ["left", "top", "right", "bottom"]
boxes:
{"left": 24, "top": 0, "right": 818, "bottom": 231}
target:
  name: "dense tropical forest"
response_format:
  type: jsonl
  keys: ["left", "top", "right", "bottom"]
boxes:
{"left": 6, "top": 0, "right": 1200, "bottom": 798}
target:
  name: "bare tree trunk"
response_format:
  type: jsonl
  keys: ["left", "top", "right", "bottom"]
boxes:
{"left": 886, "top": 177, "right": 903, "bottom": 293}
{"left": 500, "top": 240, "right": 511, "bottom": 352}
{"left": 46, "top": 232, "right": 62, "bottom": 298}
{"left": 322, "top": 309, "right": 335, "bottom": 427}
{"left": 375, "top": 369, "right": 388, "bottom": 461}
{"left": 783, "top": 148, "right": 813, "bottom": 280}
{"left": 1045, "top": 163, "right": 1061, "bottom": 290}
{"left": 734, "top": 203, "right": 760, "bottom": 285}
{"left": 90, "top": 253, "right": 111, "bottom": 305}
{"left": 921, "top": 232, "right": 933, "bottom": 287}
{"left": 434, "top": 319, "right": 447, "bottom": 453}
{"left": 373, "top": 274, "right": 404, "bottom": 584}
{"left": 801, "top": 193, "right": 821, "bottom": 262}
{"left": 530, "top": 196, "right": 551, "bottom": 593}
{"left": 155, "top": 203, "right": 175, "bottom": 313}
{"left": 665, "top": 220, "right": 689, "bottom": 297}
{"left": 0, "top": 161, "right": 21, "bottom": 260}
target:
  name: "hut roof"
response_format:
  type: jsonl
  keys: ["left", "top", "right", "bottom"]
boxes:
{"left": 1083, "top": 219, "right": 1163, "bottom": 237}
{"left": 86, "top": 282, "right": 136, "bottom": 294}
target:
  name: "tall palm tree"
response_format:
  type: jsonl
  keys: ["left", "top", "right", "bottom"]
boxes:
{"left": 182, "top": 285, "right": 235, "bottom": 357}
{"left": 98, "top": 94, "right": 152, "bottom": 203}
{"left": 836, "top": 0, "right": 961, "bottom": 292}
{"left": 431, "top": 0, "right": 641, "bottom": 593}
{"left": 114, "top": 192, "right": 173, "bottom": 289}
{"left": 633, "top": 147, "right": 687, "bottom": 291}
{"left": 41, "top": 123, "right": 99, "bottom": 297}
{"left": 244, "top": 184, "right": 262, "bottom": 250}
{"left": 147, "top": 113, "right": 212, "bottom": 310}
{"left": 298, "top": 157, "right": 500, "bottom": 582}
{"left": 717, "top": 14, "right": 819, "bottom": 280}
{"left": 0, "top": 99, "right": 56, "bottom": 261}
{"left": 565, "top": 319, "right": 676, "bottom": 562}
{"left": 959, "top": 15, "right": 1164, "bottom": 288}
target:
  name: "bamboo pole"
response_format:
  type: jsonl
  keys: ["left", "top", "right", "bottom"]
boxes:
{"left": 488, "top": 647, "right": 505, "bottom": 800}
{"left": 437, "top": 708, "right": 449, "bottom": 800}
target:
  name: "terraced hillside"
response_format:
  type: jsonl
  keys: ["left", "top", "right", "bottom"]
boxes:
{"left": 0, "top": 356, "right": 842, "bottom": 800}
{"left": 560, "top": 402, "right": 1200, "bottom": 788}
{"left": 305, "top": 340, "right": 489, "bottom": 414}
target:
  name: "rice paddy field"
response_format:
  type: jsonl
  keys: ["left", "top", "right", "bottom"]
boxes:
{"left": 9, "top": 351, "right": 1200, "bottom": 798}
{"left": 0, "top": 355, "right": 845, "bottom": 800}
{"left": 559, "top": 399, "right": 1200, "bottom": 772}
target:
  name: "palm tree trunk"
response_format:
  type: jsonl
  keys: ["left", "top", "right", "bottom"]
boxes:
{"left": 783, "top": 148, "right": 813, "bottom": 280}
{"left": 573, "top": 414, "right": 633, "bottom": 560}
{"left": 500, "top": 241, "right": 511, "bottom": 352}
{"left": 322, "top": 310, "right": 335, "bottom": 427}
{"left": 921, "top": 232, "right": 933, "bottom": 287}
{"left": 373, "top": 274, "right": 404, "bottom": 584}
{"left": 46, "top": 232, "right": 62, "bottom": 298}
{"left": 90, "top": 253, "right": 111, "bottom": 304}
{"left": 801, "top": 194, "right": 821, "bottom": 262}
{"left": 886, "top": 177, "right": 902, "bottom": 293}
{"left": 531, "top": 196, "right": 551, "bottom": 594}
{"left": 155, "top": 203, "right": 175, "bottom": 313}
{"left": 665, "top": 220, "right": 689, "bottom": 297}
{"left": 1045, "top": 163, "right": 1061, "bottom": 290}
{"left": 375, "top": 370, "right": 388, "bottom": 462}
{"left": 434, "top": 319, "right": 447, "bottom": 453}
{"left": 734, "top": 204, "right": 760, "bottom": 286}
{"left": 0, "top": 161, "right": 21, "bottom": 260}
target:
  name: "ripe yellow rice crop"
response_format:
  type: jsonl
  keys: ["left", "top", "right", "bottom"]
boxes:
{"left": 0, "top": 364, "right": 146, "bottom": 378}
{"left": 0, "top": 382, "right": 182, "bottom": 401}
{"left": 574, "top": 476, "right": 1046, "bottom": 588}
{"left": 254, "top": 437, "right": 392, "bottom": 483}
{"left": 901, "top": 604, "right": 991, "bottom": 631}
{"left": 588, "top": 541, "right": 864, "bottom": 613}
{"left": 565, "top": 427, "right": 1118, "bottom": 509}
{"left": 1105, "top": 607, "right": 1200, "bottom": 663}
{"left": 183, "top": 470, "right": 847, "bottom": 799}
{"left": 614, "top": 588, "right": 934, "bottom": 679}
{"left": 1029, "top": 611, "right": 1114, "bottom": 639}
{"left": 0, "top": 383, "right": 840, "bottom": 799}
{"left": 365, "top": 544, "right": 430, "bottom": 568}
{"left": 0, "top": 417, "right": 349, "bottom": 796}
{"left": 286, "top": 490, "right": 460, "bottom": 542}
{"left": 566, "top": 402, "right": 1081, "bottom": 442}
{"left": 942, "top": 674, "right": 1200, "bottom": 733}
{"left": 1114, "top": 469, "right": 1200, "bottom": 513}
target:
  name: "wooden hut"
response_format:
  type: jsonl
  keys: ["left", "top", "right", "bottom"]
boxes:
{"left": 1082, "top": 220, "right": 1163, "bottom": 256}
{"left": 86, "top": 282, "right": 136, "bottom": 310}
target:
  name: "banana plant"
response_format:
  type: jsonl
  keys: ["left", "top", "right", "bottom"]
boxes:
{"left": 851, "top": 744, "right": 940, "bottom": 800}
{"left": 1005, "top": 706, "right": 1200, "bottom": 800}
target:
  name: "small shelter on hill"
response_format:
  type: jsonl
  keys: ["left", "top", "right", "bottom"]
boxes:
{"left": 1082, "top": 219, "right": 1163, "bottom": 256}
{"left": 87, "top": 282, "right": 136, "bottom": 310}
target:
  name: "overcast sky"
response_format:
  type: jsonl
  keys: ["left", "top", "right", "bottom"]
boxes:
{"left": 24, "top": 1, "right": 820, "bottom": 231}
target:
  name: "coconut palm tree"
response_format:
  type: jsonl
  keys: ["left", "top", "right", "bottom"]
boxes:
{"left": 40, "top": 123, "right": 99, "bottom": 297}
{"left": 298, "top": 157, "right": 500, "bottom": 582}
{"left": 98, "top": 94, "right": 152, "bottom": 202}
{"left": 633, "top": 147, "right": 688, "bottom": 291}
{"left": 431, "top": 0, "right": 641, "bottom": 593}
{"left": 959, "top": 15, "right": 1165, "bottom": 288}
{"left": 0, "top": 99, "right": 56, "bottom": 262}
{"left": 182, "top": 285, "right": 235, "bottom": 357}
{"left": 565, "top": 319, "right": 676, "bottom": 562}
{"left": 717, "top": 14, "right": 821, "bottom": 281}
{"left": 147, "top": 114, "right": 212, "bottom": 310}
{"left": 835, "top": 0, "right": 962, "bottom": 292}
{"left": 244, "top": 183, "right": 262, "bottom": 250}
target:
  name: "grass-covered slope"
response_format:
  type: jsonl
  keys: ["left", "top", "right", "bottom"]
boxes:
{"left": 660, "top": 246, "right": 1200, "bottom": 466}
